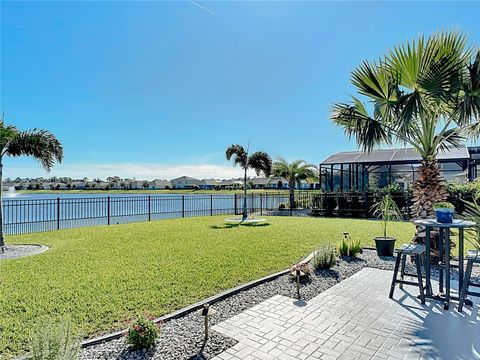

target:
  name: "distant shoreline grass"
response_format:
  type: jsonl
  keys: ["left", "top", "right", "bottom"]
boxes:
{"left": 18, "top": 189, "right": 295, "bottom": 195}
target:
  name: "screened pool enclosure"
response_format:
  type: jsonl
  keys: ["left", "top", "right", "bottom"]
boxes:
{"left": 320, "top": 146, "right": 480, "bottom": 192}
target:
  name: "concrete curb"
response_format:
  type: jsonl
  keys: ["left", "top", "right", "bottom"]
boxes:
{"left": 81, "top": 250, "right": 316, "bottom": 348}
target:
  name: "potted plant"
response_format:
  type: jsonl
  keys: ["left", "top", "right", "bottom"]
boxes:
{"left": 433, "top": 201, "right": 455, "bottom": 223}
{"left": 371, "top": 195, "right": 402, "bottom": 256}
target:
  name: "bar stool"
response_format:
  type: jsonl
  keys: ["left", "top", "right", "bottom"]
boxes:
{"left": 389, "top": 244, "right": 426, "bottom": 304}
{"left": 458, "top": 250, "right": 480, "bottom": 312}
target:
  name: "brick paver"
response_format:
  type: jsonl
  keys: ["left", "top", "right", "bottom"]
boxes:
{"left": 212, "top": 268, "right": 480, "bottom": 360}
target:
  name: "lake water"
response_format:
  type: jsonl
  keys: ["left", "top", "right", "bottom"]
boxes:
{"left": 1, "top": 192, "right": 289, "bottom": 235}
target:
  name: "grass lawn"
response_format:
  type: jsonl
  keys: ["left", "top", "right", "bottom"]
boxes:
{"left": 0, "top": 216, "right": 414, "bottom": 357}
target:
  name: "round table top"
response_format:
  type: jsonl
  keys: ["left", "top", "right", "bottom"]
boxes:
{"left": 413, "top": 218, "right": 476, "bottom": 228}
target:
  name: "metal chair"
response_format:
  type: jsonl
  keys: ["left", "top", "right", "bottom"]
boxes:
{"left": 458, "top": 250, "right": 480, "bottom": 312}
{"left": 389, "top": 244, "right": 426, "bottom": 305}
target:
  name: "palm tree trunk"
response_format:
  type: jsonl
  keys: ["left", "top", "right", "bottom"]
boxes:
{"left": 411, "top": 159, "right": 448, "bottom": 258}
{"left": 0, "top": 158, "right": 4, "bottom": 253}
{"left": 242, "top": 167, "right": 248, "bottom": 220}
{"left": 289, "top": 179, "right": 295, "bottom": 209}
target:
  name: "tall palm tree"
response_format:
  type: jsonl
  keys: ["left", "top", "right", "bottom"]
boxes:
{"left": 330, "top": 31, "right": 480, "bottom": 248}
{"left": 272, "top": 158, "right": 317, "bottom": 209}
{"left": 0, "top": 120, "right": 63, "bottom": 251}
{"left": 226, "top": 144, "right": 272, "bottom": 220}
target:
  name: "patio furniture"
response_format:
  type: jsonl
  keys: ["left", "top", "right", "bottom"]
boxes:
{"left": 458, "top": 250, "right": 480, "bottom": 312}
{"left": 389, "top": 243, "right": 426, "bottom": 305}
{"left": 413, "top": 219, "right": 476, "bottom": 310}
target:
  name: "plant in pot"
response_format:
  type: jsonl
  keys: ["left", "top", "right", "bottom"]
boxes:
{"left": 433, "top": 201, "right": 455, "bottom": 223}
{"left": 371, "top": 195, "right": 402, "bottom": 256}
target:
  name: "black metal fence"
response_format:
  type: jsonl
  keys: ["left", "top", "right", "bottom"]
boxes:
{"left": 2, "top": 193, "right": 291, "bottom": 235}
{"left": 3, "top": 191, "right": 475, "bottom": 236}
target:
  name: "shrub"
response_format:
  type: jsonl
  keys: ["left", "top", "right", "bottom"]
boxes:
{"left": 27, "top": 319, "right": 80, "bottom": 360}
{"left": 312, "top": 245, "right": 336, "bottom": 269}
{"left": 127, "top": 317, "right": 159, "bottom": 350}
{"left": 371, "top": 195, "right": 402, "bottom": 238}
{"left": 433, "top": 201, "right": 455, "bottom": 209}
{"left": 338, "top": 237, "right": 362, "bottom": 257}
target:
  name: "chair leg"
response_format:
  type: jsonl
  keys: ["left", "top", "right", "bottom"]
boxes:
{"left": 399, "top": 255, "right": 407, "bottom": 289}
{"left": 390, "top": 253, "right": 402, "bottom": 299}
{"left": 415, "top": 254, "right": 425, "bottom": 305}
{"left": 458, "top": 260, "right": 473, "bottom": 313}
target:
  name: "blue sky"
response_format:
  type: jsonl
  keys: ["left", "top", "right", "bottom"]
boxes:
{"left": 1, "top": 1, "right": 479, "bottom": 180}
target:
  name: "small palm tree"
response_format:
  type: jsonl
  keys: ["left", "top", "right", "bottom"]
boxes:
{"left": 331, "top": 30, "right": 480, "bottom": 246}
{"left": 226, "top": 144, "right": 272, "bottom": 220}
{"left": 272, "top": 158, "right": 317, "bottom": 209}
{"left": 0, "top": 120, "right": 63, "bottom": 251}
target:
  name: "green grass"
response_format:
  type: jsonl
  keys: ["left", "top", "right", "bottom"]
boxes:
{"left": 0, "top": 216, "right": 414, "bottom": 358}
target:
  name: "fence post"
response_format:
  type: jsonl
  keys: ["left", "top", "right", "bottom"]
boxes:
{"left": 148, "top": 196, "right": 151, "bottom": 221}
{"left": 182, "top": 195, "right": 185, "bottom": 218}
{"left": 405, "top": 192, "right": 411, "bottom": 219}
{"left": 364, "top": 192, "right": 369, "bottom": 218}
{"left": 210, "top": 194, "right": 213, "bottom": 216}
{"left": 56, "top": 197, "right": 60, "bottom": 230}
{"left": 234, "top": 193, "right": 237, "bottom": 215}
{"left": 260, "top": 193, "right": 263, "bottom": 215}
{"left": 107, "top": 196, "right": 111, "bottom": 225}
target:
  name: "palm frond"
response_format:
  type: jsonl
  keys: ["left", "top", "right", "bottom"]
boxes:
{"left": 248, "top": 151, "right": 272, "bottom": 177}
{"left": 455, "top": 51, "right": 480, "bottom": 126}
{"left": 433, "top": 128, "right": 466, "bottom": 153}
{"left": 225, "top": 144, "right": 248, "bottom": 168}
{"left": 5, "top": 130, "right": 63, "bottom": 171}
{"left": 331, "top": 100, "right": 392, "bottom": 152}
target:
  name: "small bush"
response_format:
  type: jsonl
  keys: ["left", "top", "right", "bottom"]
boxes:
{"left": 338, "top": 237, "right": 362, "bottom": 257}
{"left": 27, "top": 319, "right": 80, "bottom": 360}
{"left": 127, "top": 317, "right": 159, "bottom": 350}
{"left": 433, "top": 201, "right": 455, "bottom": 209}
{"left": 312, "top": 245, "right": 336, "bottom": 269}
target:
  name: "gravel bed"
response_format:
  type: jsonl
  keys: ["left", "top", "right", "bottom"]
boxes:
{"left": 81, "top": 249, "right": 480, "bottom": 360}
{"left": 0, "top": 244, "right": 48, "bottom": 260}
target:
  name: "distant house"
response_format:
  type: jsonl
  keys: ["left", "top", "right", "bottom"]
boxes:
{"left": 199, "top": 179, "right": 219, "bottom": 190}
{"left": 250, "top": 177, "right": 289, "bottom": 189}
{"left": 42, "top": 182, "right": 56, "bottom": 190}
{"left": 250, "top": 177, "right": 271, "bottom": 189}
{"left": 72, "top": 181, "right": 87, "bottom": 190}
{"left": 148, "top": 179, "right": 171, "bottom": 190}
{"left": 171, "top": 176, "right": 202, "bottom": 189}
{"left": 128, "top": 180, "right": 148, "bottom": 190}
{"left": 268, "top": 177, "right": 289, "bottom": 189}
{"left": 217, "top": 179, "right": 242, "bottom": 190}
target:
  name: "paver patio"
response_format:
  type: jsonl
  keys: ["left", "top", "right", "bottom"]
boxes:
{"left": 212, "top": 268, "right": 480, "bottom": 360}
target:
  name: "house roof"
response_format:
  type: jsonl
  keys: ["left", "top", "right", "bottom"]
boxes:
{"left": 201, "top": 179, "right": 220, "bottom": 186}
{"left": 321, "top": 146, "right": 470, "bottom": 165}
{"left": 150, "top": 179, "right": 171, "bottom": 186}
{"left": 171, "top": 176, "right": 200, "bottom": 182}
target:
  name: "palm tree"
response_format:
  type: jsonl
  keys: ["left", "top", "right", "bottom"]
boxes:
{"left": 0, "top": 120, "right": 63, "bottom": 251}
{"left": 225, "top": 144, "right": 272, "bottom": 220}
{"left": 330, "top": 31, "right": 480, "bottom": 248}
{"left": 272, "top": 158, "right": 317, "bottom": 209}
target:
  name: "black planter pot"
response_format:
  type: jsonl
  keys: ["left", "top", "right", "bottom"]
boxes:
{"left": 374, "top": 237, "right": 396, "bottom": 256}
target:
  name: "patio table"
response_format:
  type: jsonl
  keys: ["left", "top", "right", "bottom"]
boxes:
{"left": 413, "top": 219, "right": 476, "bottom": 310}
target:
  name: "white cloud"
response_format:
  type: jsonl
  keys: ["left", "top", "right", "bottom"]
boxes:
{"left": 4, "top": 162, "right": 245, "bottom": 180}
